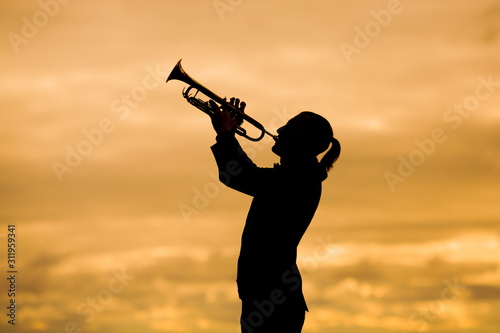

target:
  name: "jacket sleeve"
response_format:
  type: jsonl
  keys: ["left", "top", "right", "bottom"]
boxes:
{"left": 210, "top": 132, "right": 272, "bottom": 196}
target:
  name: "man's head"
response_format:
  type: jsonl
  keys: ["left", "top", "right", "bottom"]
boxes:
{"left": 272, "top": 112, "right": 340, "bottom": 171}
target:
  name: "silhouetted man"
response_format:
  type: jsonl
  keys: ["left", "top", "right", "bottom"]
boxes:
{"left": 209, "top": 98, "right": 340, "bottom": 333}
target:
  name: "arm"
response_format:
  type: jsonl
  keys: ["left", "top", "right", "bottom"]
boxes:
{"left": 208, "top": 98, "right": 270, "bottom": 196}
{"left": 210, "top": 132, "right": 260, "bottom": 195}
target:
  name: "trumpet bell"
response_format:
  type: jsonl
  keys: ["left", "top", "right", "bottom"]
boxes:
{"left": 166, "top": 59, "right": 203, "bottom": 89}
{"left": 166, "top": 59, "right": 185, "bottom": 82}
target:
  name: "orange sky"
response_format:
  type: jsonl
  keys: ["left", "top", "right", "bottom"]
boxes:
{"left": 1, "top": 0, "right": 499, "bottom": 332}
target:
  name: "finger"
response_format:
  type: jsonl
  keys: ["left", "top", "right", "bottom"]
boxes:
{"left": 219, "top": 98, "right": 230, "bottom": 112}
{"left": 237, "top": 98, "right": 245, "bottom": 109}
{"left": 208, "top": 100, "right": 220, "bottom": 115}
{"left": 240, "top": 101, "right": 246, "bottom": 112}
{"left": 208, "top": 100, "right": 217, "bottom": 110}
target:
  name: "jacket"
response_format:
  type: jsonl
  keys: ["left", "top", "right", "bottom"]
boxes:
{"left": 211, "top": 132, "right": 327, "bottom": 308}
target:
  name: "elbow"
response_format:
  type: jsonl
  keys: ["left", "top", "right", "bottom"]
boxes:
{"left": 217, "top": 160, "right": 243, "bottom": 186}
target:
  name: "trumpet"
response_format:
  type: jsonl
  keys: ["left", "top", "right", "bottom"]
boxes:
{"left": 166, "top": 59, "right": 277, "bottom": 141}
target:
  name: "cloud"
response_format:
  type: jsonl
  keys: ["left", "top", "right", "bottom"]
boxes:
{"left": 2, "top": 0, "right": 500, "bottom": 332}
{"left": 453, "top": 2, "right": 500, "bottom": 45}
{"left": 14, "top": 228, "right": 500, "bottom": 332}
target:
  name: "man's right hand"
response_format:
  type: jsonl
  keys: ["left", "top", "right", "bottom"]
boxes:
{"left": 208, "top": 98, "right": 246, "bottom": 135}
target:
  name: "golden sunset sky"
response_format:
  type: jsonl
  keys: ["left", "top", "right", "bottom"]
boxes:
{"left": 1, "top": 0, "right": 499, "bottom": 332}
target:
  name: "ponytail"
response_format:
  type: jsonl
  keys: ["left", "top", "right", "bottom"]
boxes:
{"left": 320, "top": 137, "right": 341, "bottom": 172}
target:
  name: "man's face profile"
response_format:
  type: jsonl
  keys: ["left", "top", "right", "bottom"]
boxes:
{"left": 271, "top": 115, "right": 307, "bottom": 157}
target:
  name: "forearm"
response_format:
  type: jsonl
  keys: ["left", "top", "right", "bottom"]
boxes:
{"left": 210, "top": 132, "right": 258, "bottom": 195}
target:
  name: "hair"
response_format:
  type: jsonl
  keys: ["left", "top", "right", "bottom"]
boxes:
{"left": 321, "top": 137, "right": 341, "bottom": 172}
{"left": 298, "top": 111, "right": 341, "bottom": 172}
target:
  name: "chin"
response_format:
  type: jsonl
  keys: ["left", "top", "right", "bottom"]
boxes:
{"left": 271, "top": 144, "right": 281, "bottom": 156}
